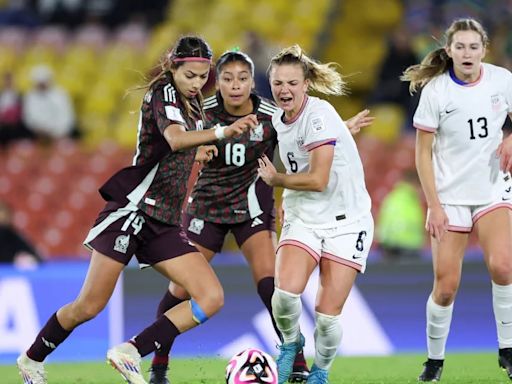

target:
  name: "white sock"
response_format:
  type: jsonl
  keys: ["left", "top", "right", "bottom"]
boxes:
{"left": 314, "top": 312, "right": 341, "bottom": 370}
{"left": 492, "top": 282, "right": 512, "bottom": 348}
{"left": 272, "top": 287, "right": 302, "bottom": 344}
{"left": 426, "top": 294, "right": 453, "bottom": 360}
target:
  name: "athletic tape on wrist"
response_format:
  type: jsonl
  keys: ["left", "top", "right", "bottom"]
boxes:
{"left": 214, "top": 124, "right": 226, "bottom": 140}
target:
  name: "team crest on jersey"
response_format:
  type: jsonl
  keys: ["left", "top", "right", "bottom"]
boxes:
{"left": 114, "top": 234, "right": 130, "bottom": 254}
{"left": 491, "top": 94, "right": 502, "bottom": 112}
{"left": 188, "top": 218, "right": 204, "bottom": 235}
{"left": 296, "top": 136, "right": 304, "bottom": 147}
{"left": 250, "top": 123, "right": 264, "bottom": 141}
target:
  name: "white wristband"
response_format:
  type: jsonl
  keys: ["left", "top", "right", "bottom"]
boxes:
{"left": 214, "top": 124, "right": 226, "bottom": 140}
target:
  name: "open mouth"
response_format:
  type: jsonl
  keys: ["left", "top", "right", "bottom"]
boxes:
{"left": 462, "top": 61, "right": 473, "bottom": 69}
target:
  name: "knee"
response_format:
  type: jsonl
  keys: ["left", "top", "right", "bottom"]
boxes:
{"left": 433, "top": 281, "right": 458, "bottom": 306}
{"left": 201, "top": 285, "right": 224, "bottom": 316}
{"left": 489, "top": 256, "right": 512, "bottom": 283}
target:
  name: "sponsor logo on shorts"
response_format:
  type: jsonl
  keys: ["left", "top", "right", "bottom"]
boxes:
{"left": 114, "top": 234, "right": 130, "bottom": 254}
{"left": 188, "top": 218, "right": 204, "bottom": 235}
{"left": 251, "top": 217, "right": 263, "bottom": 227}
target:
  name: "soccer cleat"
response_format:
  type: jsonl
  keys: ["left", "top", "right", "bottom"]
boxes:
{"left": 499, "top": 348, "right": 512, "bottom": 379}
{"left": 289, "top": 350, "right": 310, "bottom": 382}
{"left": 148, "top": 364, "right": 170, "bottom": 384}
{"left": 16, "top": 353, "right": 47, "bottom": 384}
{"left": 107, "top": 342, "right": 147, "bottom": 384}
{"left": 276, "top": 333, "right": 306, "bottom": 384}
{"left": 418, "top": 359, "right": 444, "bottom": 382}
{"left": 306, "top": 364, "right": 329, "bottom": 384}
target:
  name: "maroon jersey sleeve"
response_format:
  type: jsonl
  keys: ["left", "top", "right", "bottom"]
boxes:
{"left": 152, "top": 82, "right": 187, "bottom": 134}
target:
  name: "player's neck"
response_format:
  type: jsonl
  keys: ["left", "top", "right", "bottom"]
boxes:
{"left": 224, "top": 99, "right": 253, "bottom": 117}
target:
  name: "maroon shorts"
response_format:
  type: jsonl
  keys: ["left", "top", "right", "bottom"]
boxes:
{"left": 84, "top": 201, "right": 197, "bottom": 265}
{"left": 182, "top": 212, "right": 276, "bottom": 253}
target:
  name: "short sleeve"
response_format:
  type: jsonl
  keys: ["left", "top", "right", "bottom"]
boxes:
{"left": 505, "top": 69, "right": 512, "bottom": 113}
{"left": 151, "top": 83, "right": 187, "bottom": 134}
{"left": 303, "top": 104, "right": 340, "bottom": 151}
{"left": 413, "top": 83, "right": 440, "bottom": 132}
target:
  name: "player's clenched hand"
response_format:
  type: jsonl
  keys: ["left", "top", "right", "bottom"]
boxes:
{"left": 345, "top": 109, "right": 375, "bottom": 135}
{"left": 225, "top": 114, "right": 259, "bottom": 138}
{"left": 195, "top": 145, "right": 218, "bottom": 163}
{"left": 426, "top": 205, "right": 449, "bottom": 242}
{"left": 257, "top": 154, "right": 278, "bottom": 187}
{"left": 497, "top": 134, "right": 512, "bottom": 173}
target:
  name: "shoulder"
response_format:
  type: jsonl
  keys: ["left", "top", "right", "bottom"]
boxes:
{"left": 483, "top": 63, "right": 512, "bottom": 82}
{"left": 306, "top": 97, "right": 338, "bottom": 119}
{"left": 256, "top": 96, "right": 279, "bottom": 118}
{"left": 151, "top": 78, "right": 180, "bottom": 106}
{"left": 202, "top": 93, "right": 220, "bottom": 112}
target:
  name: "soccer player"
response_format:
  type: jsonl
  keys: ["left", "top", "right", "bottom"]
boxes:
{"left": 401, "top": 18, "right": 512, "bottom": 382}
{"left": 16, "top": 36, "right": 257, "bottom": 384}
{"left": 148, "top": 49, "right": 373, "bottom": 384}
{"left": 257, "top": 45, "right": 374, "bottom": 384}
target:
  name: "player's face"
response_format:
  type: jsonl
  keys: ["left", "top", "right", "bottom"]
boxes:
{"left": 269, "top": 64, "right": 309, "bottom": 120}
{"left": 171, "top": 62, "right": 211, "bottom": 99}
{"left": 446, "top": 30, "right": 486, "bottom": 82}
{"left": 217, "top": 61, "right": 254, "bottom": 111}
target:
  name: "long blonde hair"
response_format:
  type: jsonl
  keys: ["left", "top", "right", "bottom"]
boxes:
{"left": 401, "top": 18, "right": 489, "bottom": 93}
{"left": 268, "top": 45, "right": 348, "bottom": 96}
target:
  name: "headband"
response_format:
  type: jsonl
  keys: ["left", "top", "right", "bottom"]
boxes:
{"left": 172, "top": 57, "right": 211, "bottom": 63}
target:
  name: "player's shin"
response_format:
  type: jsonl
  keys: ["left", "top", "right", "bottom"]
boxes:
{"left": 426, "top": 294, "right": 453, "bottom": 359}
{"left": 313, "top": 312, "right": 341, "bottom": 371}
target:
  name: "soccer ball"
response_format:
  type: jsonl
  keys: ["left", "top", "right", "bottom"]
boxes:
{"left": 225, "top": 347, "right": 278, "bottom": 384}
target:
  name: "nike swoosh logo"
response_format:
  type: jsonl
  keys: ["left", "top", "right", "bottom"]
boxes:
{"left": 503, "top": 197, "right": 511, "bottom": 201}
{"left": 352, "top": 254, "right": 362, "bottom": 260}
{"left": 445, "top": 109, "right": 455, "bottom": 114}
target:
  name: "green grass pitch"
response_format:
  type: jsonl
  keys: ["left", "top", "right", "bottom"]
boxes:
{"left": 2, "top": 353, "right": 510, "bottom": 383}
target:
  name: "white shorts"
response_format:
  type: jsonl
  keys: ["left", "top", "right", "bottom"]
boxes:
{"left": 277, "top": 213, "right": 374, "bottom": 273}
{"left": 437, "top": 176, "right": 512, "bottom": 232}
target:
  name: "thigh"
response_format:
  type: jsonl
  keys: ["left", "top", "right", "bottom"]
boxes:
{"left": 316, "top": 259, "right": 358, "bottom": 315}
{"left": 240, "top": 230, "right": 277, "bottom": 283}
{"left": 74, "top": 250, "right": 125, "bottom": 308}
{"left": 276, "top": 222, "right": 319, "bottom": 294}
{"left": 183, "top": 213, "right": 228, "bottom": 254}
{"left": 431, "top": 231, "right": 468, "bottom": 283}
{"left": 475, "top": 206, "right": 512, "bottom": 281}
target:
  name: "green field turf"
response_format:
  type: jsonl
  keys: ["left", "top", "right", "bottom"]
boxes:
{"left": 2, "top": 353, "right": 510, "bottom": 383}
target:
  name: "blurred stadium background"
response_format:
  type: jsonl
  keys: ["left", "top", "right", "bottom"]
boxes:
{"left": 1, "top": 0, "right": 511, "bottom": 365}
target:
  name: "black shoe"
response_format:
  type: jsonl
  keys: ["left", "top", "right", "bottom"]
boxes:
{"left": 288, "top": 349, "right": 309, "bottom": 383}
{"left": 149, "top": 364, "right": 170, "bottom": 384}
{"left": 499, "top": 348, "right": 512, "bottom": 379}
{"left": 418, "top": 359, "right": 444, "bottom": 382}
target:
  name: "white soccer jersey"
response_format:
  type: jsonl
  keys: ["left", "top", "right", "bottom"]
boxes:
{"left": 414, "top": 63, "right": 512, "bottom": 205}
{"left": 272, "top": 96, "right": 371, "bottom": 228}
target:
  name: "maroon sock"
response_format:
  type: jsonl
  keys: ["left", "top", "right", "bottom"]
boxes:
{"left": 257, "top": 276, "right": 282, "bottom": 342}
{"left": 26, "top": 313, "right": 72, "bottom": 362}
{"left": 132, "top": 315, "right": 181, "bottom": 358}
{"left": 151, "top": 290, "right": 185, "bottom": 364}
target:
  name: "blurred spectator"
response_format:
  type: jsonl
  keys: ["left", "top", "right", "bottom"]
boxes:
{"left": 0, "top": 71, "right": 32, "bottom": 147}
{"left": 22, "top": 64, "right": 77, "bottom": 142}
{"left": 368, "top": 24, "right": 420, "bottom": 129}
{"left": 0, "top": 201, "right": 42, "bottom": 266}
{"left": 376, "top": 170, "right": 425, "bottom": 263}
{"left": 243, "top": 30, "right": 276, "bottom": 99}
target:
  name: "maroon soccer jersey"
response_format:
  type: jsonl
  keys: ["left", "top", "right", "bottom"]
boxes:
{"left": 186, "top": 93, "right": 277, "bottom": 224}
{"left": 99, "top": 75, "right": 204, "bottom": 225}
